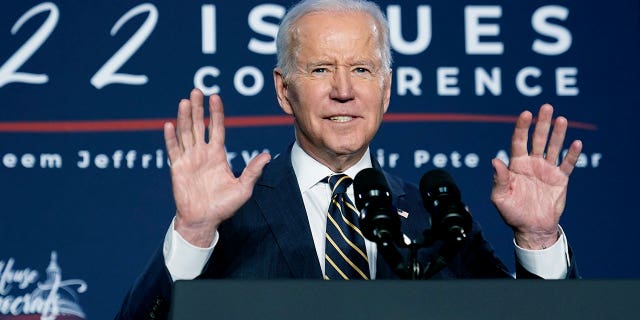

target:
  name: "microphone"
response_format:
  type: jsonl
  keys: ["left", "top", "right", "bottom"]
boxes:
{"left": 354, "top": 168, "right": 409, "bottom": 278}
{"left": 419, "top": 169, "right": 472, "bottom": 245}
{"left": 353, "top": 168, "right": 401, "bottom": 244}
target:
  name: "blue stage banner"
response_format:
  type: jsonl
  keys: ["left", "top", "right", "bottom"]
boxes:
{"left": 1, "top": 0, "right": 638, "bottom": 318}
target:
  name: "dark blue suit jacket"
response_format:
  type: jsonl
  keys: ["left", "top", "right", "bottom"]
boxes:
{"left": 115, "top": 146, "right": 577, "bottom": 319}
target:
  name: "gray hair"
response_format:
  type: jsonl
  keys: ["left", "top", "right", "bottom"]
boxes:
{"left": 275, "top": 0, "right": 392, "bottom": 79}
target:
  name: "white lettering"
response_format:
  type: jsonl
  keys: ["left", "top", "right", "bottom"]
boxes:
{"left": 77, "top": 150, "right": 90, "bottom": 169}
{"left": 376, "top": 149, "right": 400, "bottom": 168}
{"left": 576, "top": 153, "right": 588, "bottom": 168}
{"left": 433, "top": 153, "right": 447, "bottom": 168}
{"left": 465, "top": 6, "right": 503, "bottom": 55}
{"left": 156, "top": 149, "right": 164, "bottom": 168}
{"left": 75, "top": 149, "right": 167, "bottom": 169}
{"left": 2, "top": 154, "right": 17, "bottom": 168}
{"left": 414, "top": 150, "right": 480, "bottom": 168}
{"left": 465, "top": 153, "right": 479, "bottom": 168}
{"left": 142, "top": 153, "right": 152, "bottom": 168}
{"left": 516, "top": 66, "right": 542, "bottom": 96}
{"left": 1, "top": 153, "right": 63, "bottom": 169}
{"left": 532, "top": 5, "right": 572, "bottom": 56}
{"left": 234, "top": 66, "right": 264, "bottom": 96}
{"left": 247, "top": 4, "right": 284, "bottom": 55}
{"left": 376, "top": 149, "right": 386, "bottom": 167}
{"left": 201, "top": 5, "right": 216, "bottom": 54}
{"left": 95, "top": 154, "right": 109, "bottom": 169}
{"left": 495, "top": 150, "right": 510, "bottom": 166}
{"left": 0, "top": 253, "right": 87, "bottom": 317}
{"left": 475, "top": 67, "right": 501, "bottom": 96}
{"left": 437, "top": 67, "right": 460, "bottom": 96}
{"left": 388, "top": 153, "right": 400, "bottom": 168}
{"left": 591, "top": 153, "right": 602, "bottom": 168}
{"left": 556, "top": 67, "right": 579, "bottom": 96}
{"left": 241, "top": 150, "right": 261, "bottom": 165}
{"left": 396, "top": 67, "right": 422, "bottom": 96}
{"left": 125, "top": 150, "right": 136, "bottom": 168}
{"left": 451, "top": 151, "right": 462, "bottom": 168}
{"left": 0, "top": 259, "right": 39, "bottom": 295}
{"left": 414, "top": 150, "right": 430, "bottom": 168}
{"left": 387, "top": 5, "right": 432, "bottom": 55}
{"left": 112, "top": 150, "right": 123, "bottom": 168}
{"left": 194, "top": 66, "right": 220, "bottom": 96}
{"left": 39, "top": 154, "right": 62, "bottom": 168}
{"left": 183, "top": 62, "right": 578, "bottom": 98}
{"left": 0, "top": 3, "right": 59, "bottom": 87}
{"left": 20, "top": 154, "right": 35, "bottom": 168}
{"left": 90, "top": 3, "right": 158, "bottom": 89}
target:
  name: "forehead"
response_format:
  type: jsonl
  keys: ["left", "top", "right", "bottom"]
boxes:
{"left": 293, "top": 11, "right": 381, "bottom": 62}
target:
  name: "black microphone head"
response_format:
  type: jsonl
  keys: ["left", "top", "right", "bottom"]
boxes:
{"left": 354, "top": 168, "right": 391, "bottom": 210}
{"left": 420, "top": 169, "right": 455, "bottom": 189}
{"left": 419, "top": 169, "right": 461, "bottom": 210}
{"left": 419, "top": 169, "right": 471, "bottom": 245}
{"left": 353, "top": 168, "right": 399, "bottom": 243}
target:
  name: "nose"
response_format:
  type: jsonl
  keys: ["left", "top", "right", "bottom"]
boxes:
{"left": 330, "top": 68, "right": 355, "bottom": 102}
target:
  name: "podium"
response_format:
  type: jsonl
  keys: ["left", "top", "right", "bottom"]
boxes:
{"left": 170, "top": 279, "right": 638, "bottom": 319}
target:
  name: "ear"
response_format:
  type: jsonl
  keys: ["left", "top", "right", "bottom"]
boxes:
{"left": 273, "top": 68, "right": 294, "bottom": 115}
{"left": 382, "top": 69, "right": 392, "bottom": 113}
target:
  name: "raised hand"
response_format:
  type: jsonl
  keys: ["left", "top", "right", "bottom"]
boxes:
{"left": 164, "top": 89, "right": 271, "bottom": 247}
{"left": 490, "top": 104, "right": 582, "bottom": 250}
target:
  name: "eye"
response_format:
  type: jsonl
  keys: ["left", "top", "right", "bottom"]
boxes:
{"left": 312, "top": 67, "right": 328, "bottom": 74}
{"left": 354, "top": 67, "right": 371, "bottom": 74}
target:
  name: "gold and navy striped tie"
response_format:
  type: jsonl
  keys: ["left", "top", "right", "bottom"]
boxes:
{"left": 324, "top": 174, "right": 370, "bottom": 280}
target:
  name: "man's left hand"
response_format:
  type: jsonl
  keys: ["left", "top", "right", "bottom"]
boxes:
{"left": 491, "top": 104, "right": 582, "bottom": 250}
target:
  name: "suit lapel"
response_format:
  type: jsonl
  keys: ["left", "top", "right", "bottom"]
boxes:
{"left": 250, "top": 148, "right": 412, "bottom": 279}
{"left": 253, "top": 148, "right": 322, "bottom": 278}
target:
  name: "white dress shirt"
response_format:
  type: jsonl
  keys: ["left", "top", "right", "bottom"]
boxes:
{"left": 164, "top": 142, "right": 570, "bottom": 281}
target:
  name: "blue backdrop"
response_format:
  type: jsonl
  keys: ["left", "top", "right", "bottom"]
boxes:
{"left": 1, "top": 0, "right": 639, "bottom": 318}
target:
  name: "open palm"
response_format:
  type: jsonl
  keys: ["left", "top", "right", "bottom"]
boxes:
{"left": 491, "top": 104, "right": 582, "bottom": 249}
{"left": 164, "top": 89, "right": 271, "bottom": 247}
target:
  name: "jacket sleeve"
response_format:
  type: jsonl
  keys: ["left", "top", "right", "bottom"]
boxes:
{"left": 114, "top": 246, "right": 173, "bottom": 320}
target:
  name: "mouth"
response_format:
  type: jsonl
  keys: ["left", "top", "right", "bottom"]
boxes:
{"left": 326, "top": 115, "right": 356, "bottom": 123}
{"left": 329, "top": 116, "right": 353, "bottom": 122}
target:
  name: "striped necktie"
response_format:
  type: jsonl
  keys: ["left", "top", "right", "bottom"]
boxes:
{"left": 323, "top": 174, "right": 370, "bottom": 280}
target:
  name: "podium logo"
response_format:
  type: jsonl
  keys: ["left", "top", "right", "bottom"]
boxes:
{"left": 0, "top": 252, "right": 87, "bottom": 320}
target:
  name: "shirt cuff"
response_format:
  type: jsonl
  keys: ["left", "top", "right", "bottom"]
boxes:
{"left": 514, "top": 225, "right": 570, "bottom": 279}
{"left": 163, "top": 217, "right": 218, "bottom": 281}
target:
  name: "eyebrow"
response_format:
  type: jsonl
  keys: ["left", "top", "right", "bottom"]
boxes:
{"left": 305, "top": 60, "right": 377, "bottom": 68}
{"left": 351, "top": 60, "right": 376, "bottom": 67}
{"left": 306, "top": 61, "right": 333, "bottom": 68}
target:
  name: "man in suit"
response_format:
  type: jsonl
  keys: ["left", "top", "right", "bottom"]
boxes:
{"left": 116, "top": 0, "right": 583, "bottom": 318}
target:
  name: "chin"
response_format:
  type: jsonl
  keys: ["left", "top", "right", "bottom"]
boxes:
{"left": 327, "top": 142, "right": 368, "bottom": 157}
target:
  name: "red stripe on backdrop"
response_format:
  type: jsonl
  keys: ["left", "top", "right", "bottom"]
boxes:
{"left": 0, "top": 113, "right": 597, "bottom": 133}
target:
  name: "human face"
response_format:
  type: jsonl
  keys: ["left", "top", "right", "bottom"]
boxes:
{"left": 274, "top": 11, "right": 392, "bottom": 172}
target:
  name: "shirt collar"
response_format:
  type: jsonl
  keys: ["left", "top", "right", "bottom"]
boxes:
{"left": 291, "top": 141, "right": 373, "bottom": 193}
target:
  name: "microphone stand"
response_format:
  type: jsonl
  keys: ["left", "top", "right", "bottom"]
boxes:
{"left": 376, "top": 239, "right": 411, "bottom": 279}
{"left": 374, "top": 228, "right": 465, "bottom": 280}
{"left": 418, "top": 229, "right": 462, "bottom": 280}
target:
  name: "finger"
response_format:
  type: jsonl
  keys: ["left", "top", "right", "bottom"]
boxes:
{"left": 545, "top": 116, "right": 568, "bottom": 165}
{"left": 239, "top": 152, "right": 272, "bottom": 189}
{"left": 490, "top": 158, "right": 511, "bottom": 198}
{"left": 176, "top": 98, "right": 194, "bottom": 150}
{"left": 531, "top": 104, "right": 553, "bottom": 157}
{"left": 511, "top": 110, "right": 533, "bottom": 159}
{"left": 208, "top": 94, "right": 226, "bottom": 147}
{"left": 559, "top": 140, "right": 583, "bottom": 176}
{"left": 190, "top": 88, "right": 206, "bottom": 145}
{"left": 163, "top": 122, "right": 181, "bottom": 163}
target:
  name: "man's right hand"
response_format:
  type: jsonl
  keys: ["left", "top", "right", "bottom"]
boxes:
{"left": 163, "top": 89, "right": 271, "bottom": 247}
